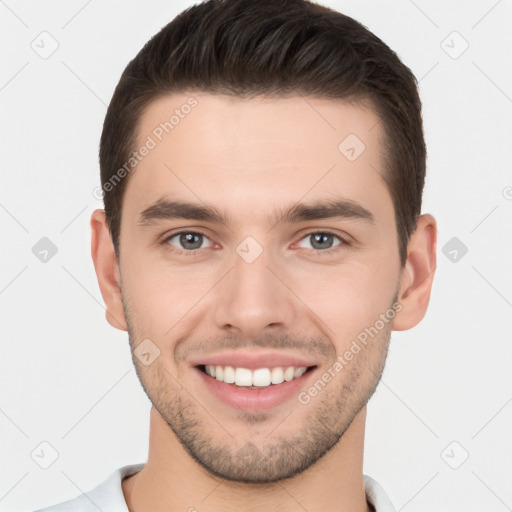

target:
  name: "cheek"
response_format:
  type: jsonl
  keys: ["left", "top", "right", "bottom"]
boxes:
{"left": 291, "top": 260, "right": 396, "bottom": 344}
{"left": 122, "top": 233, "right": 399, "bottom": 341}
{"left": 121, "top": 254, "right": 217, "bottom": 339}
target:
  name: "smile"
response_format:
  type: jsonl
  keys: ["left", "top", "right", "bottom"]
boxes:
{"left": 200, "top": 364, "right": 311, "bottom": 388}
{"left": 194, "top": 363, "right": 318, "bottom": 412}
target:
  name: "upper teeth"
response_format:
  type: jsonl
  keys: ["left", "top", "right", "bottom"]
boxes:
{"left": 204, "top": 365, "right": 307, "bottom": 387}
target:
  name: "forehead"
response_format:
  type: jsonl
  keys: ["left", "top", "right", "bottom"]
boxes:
{"left": 124, "top": 92, "right": 392, "bottom": 228}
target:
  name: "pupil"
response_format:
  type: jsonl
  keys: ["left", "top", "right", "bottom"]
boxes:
{"left": 177, "top": 233, "right": 333, "bottom": 251}
{"left": 180, "top": 233, "right": 202, "bottom": 250}
{"left": 312, "top": 233, "right": 332, "bottom": 250}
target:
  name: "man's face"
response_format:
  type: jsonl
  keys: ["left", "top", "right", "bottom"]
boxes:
{"left": 117, "top": 92, "right": 402, "bottom": 482}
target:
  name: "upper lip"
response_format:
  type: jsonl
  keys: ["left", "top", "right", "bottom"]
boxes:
{"left": 190, "top": 350, "right": 318, "bottom": 370}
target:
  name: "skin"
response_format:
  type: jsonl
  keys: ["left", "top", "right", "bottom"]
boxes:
{"left": 91, "top": 92, "right": 437, "bottom": 512}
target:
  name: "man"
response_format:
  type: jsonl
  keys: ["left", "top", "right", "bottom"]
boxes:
{"left": 34, "top": 0, "right": 436, "bottom": 510}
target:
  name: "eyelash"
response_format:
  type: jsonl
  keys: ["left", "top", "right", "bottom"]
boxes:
{"left": 161, "top": 229, "right": 351, "bottom": 257}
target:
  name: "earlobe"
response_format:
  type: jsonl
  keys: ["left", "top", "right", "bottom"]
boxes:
{"left": 392, "top": 214, "right": 437, "bottom": 331}
{"left": 90, "top": 209, "right": 128, "bottom": 331}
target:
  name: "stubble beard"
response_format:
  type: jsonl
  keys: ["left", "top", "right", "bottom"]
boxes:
{"left": 123, "top": 296, "right": 393, "bottom": 483}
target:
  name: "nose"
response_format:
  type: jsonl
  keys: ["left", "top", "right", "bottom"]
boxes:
{"left": 212, "top": 244, "right": 297, "bottom": 338}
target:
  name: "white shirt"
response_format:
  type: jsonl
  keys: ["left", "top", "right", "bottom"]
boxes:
{"left": 32, "top": 463, "right": 396, "bottom": 512}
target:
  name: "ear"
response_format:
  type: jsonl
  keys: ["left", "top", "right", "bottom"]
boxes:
{"left": 392, "top": 214, "right": 437, "bottom": 331}
{"left": 90, "top": 209, "right": 127, "bottom": 331}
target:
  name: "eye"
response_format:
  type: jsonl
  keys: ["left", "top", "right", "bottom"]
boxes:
{"left": 163, "top": 231, "right": 214, "bottom": 253}
{"left": 161, "top": 229, "right": 350, "bottom": 257}
{"left": 296, "top": 231, "right": 347, "bottom": 253}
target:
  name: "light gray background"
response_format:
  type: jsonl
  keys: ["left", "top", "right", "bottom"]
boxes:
{"left": 1, "top": 1, "right": 511, "bottom": 511}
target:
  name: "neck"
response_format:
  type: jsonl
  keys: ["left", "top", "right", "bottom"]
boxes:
{"left": 122, "top": 406, "right": 372, "bottom": 512}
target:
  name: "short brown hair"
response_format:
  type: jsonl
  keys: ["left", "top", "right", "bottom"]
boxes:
{"left": 99, "top": 0, "right": 426, "bottom": 267}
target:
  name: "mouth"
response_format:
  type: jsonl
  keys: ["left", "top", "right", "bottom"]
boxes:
{"left": 193, "top": 363, "right": 319, "bottom": 412}
{"left": 196, "top": 364, "right": 317, "bottom": 388}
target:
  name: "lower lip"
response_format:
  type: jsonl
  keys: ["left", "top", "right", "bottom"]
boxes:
{"left": 194, "top": 366, "right": 316, "bottom": 412}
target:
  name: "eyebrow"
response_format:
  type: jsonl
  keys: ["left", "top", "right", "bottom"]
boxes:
{"left": 137, "top": 197, "right": 375, "bottom": 227}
